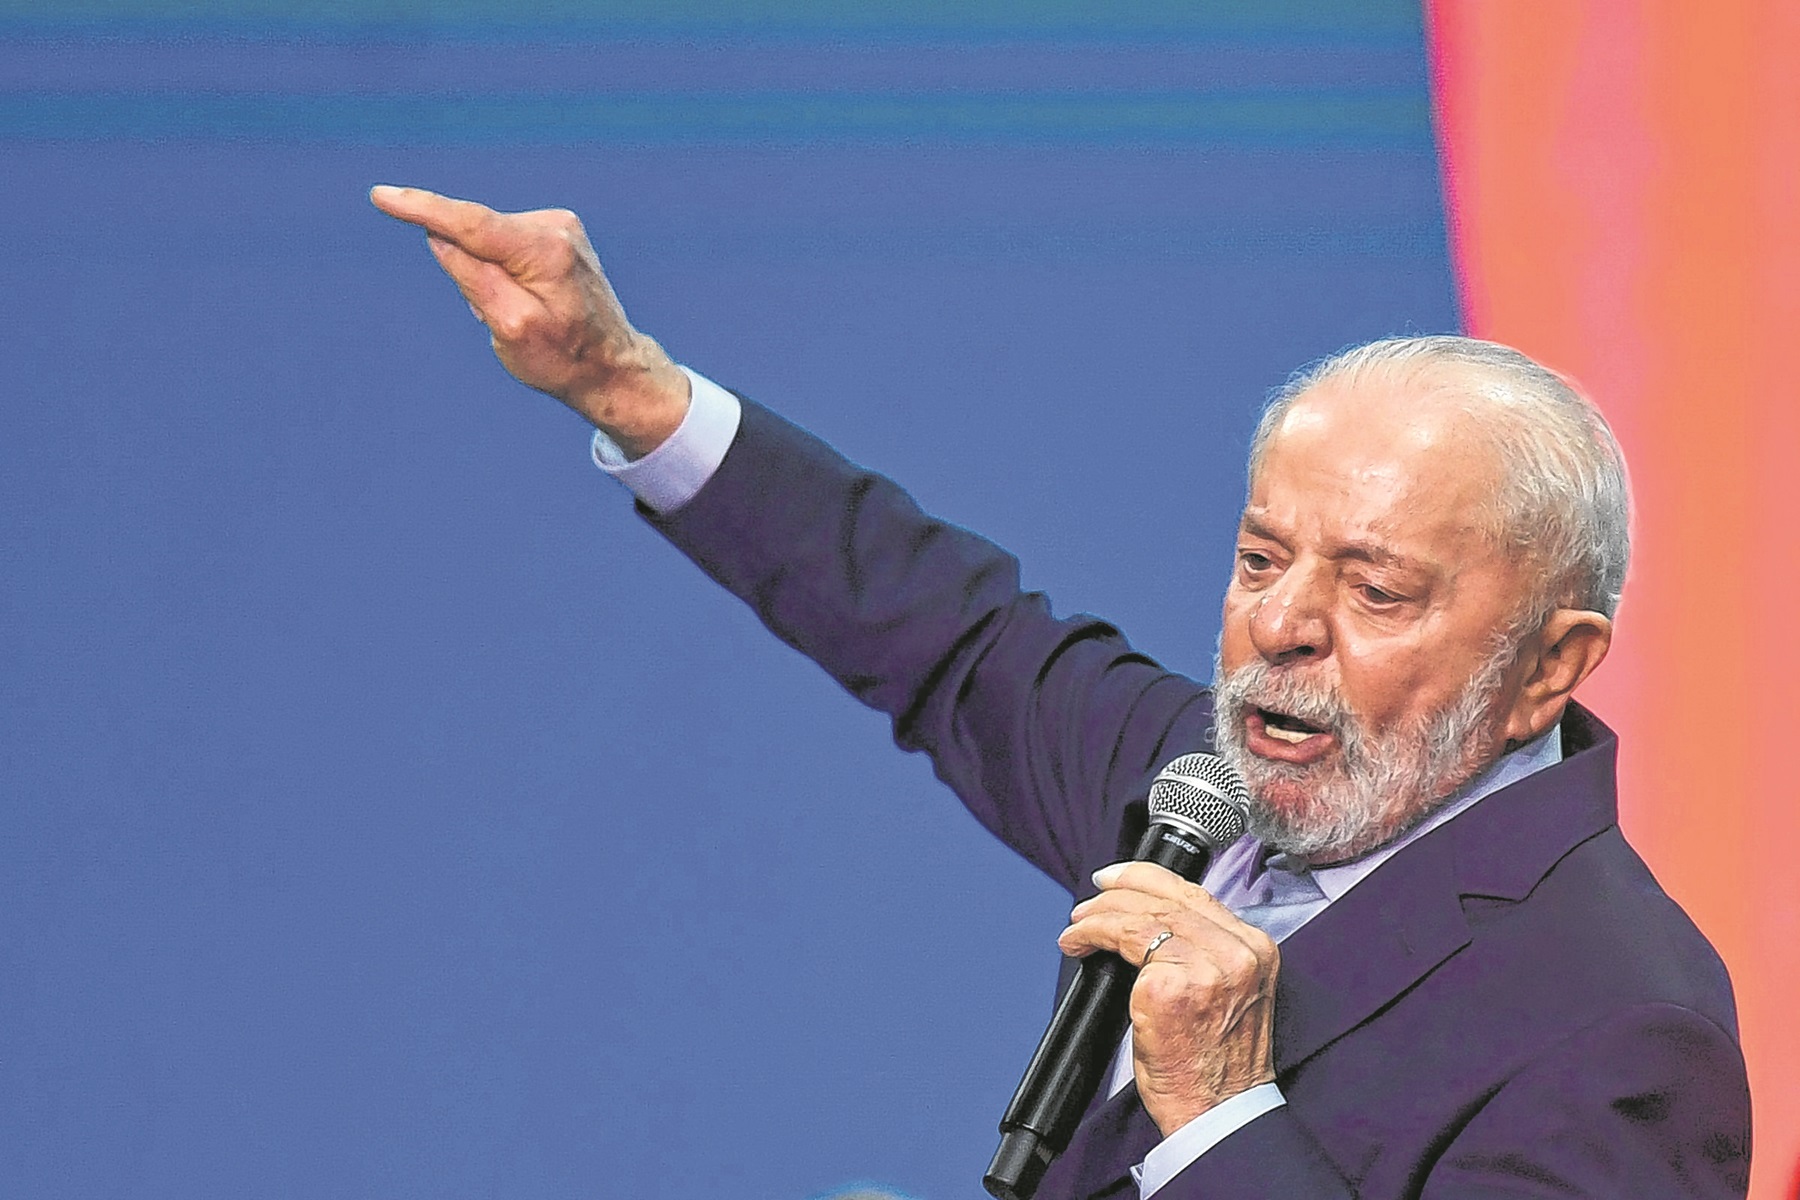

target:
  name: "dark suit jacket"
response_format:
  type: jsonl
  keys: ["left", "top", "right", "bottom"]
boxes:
{"left": 648, "top": 397, "right": 1751, "bottom": 1198}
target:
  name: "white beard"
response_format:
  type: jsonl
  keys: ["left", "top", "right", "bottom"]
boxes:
{"left": 1211, "top": 643, "right": 1514, "bottom": 863}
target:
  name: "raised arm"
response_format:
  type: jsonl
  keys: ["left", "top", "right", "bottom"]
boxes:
{"left": 369, "top": 188, "right": 1216, "bottom": 892}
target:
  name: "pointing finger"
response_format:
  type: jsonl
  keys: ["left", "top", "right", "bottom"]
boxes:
{"left": 370, "top": 185, "right": 534, "bottom": 266}
{"left": 370, "top": 184, "right": 468, "bottom": 235}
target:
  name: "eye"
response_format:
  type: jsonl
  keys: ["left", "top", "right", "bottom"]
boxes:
{"left": 1238, "top": 550, "right": 1276, "bottom": 575}
{"left": 1357, "top": 583, "right": 1404, "bottom": 607}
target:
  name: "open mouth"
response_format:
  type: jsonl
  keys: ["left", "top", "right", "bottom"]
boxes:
{"left": 1256, "top": 707, "right": 1330, "bottom": 744}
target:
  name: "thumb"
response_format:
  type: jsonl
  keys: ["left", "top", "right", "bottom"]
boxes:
{"left": 426, "top": 234, "right": 538, "bottom": 333}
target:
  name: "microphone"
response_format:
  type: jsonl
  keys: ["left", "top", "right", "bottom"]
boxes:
{"left": 983, "top": 753, "right": 1251, "bottom": 1200}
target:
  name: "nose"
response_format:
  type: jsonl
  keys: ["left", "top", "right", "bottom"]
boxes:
{"left": 1247, "top": 569, "right": 1331, "bottom": 664}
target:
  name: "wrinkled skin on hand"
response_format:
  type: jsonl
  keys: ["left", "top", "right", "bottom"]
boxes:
{"left": 1060, "top": 861, "right": 1280, "bottom": 1136}
{"left": 369, "top": 185, "right": 690, "bottom": 458}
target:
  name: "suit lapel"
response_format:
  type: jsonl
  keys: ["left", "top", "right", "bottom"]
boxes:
{"left": 1270, "top": 825, "right": 1470, "bottom": 1073}
{"left": 1270, "top": 704, "right": 1619, "bottom": 1073}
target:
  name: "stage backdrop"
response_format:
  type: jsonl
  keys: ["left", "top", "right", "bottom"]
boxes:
{"left": 0, "top": 4, "right": 1455, "bottom": 1196}
{"left": 8, "top": 1, "right": 1783, "bottom": 1197}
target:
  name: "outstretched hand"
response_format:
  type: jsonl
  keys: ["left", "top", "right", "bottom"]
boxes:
{"left": 369, "top": 185, "right": 690, "bottom": 457}
{"left": 1060, "top": 861, "right": 1280, "bottom": 1136}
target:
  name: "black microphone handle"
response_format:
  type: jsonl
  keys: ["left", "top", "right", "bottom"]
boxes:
{"left": 982, "top": 819, "right": 1217, "bottom": 1200}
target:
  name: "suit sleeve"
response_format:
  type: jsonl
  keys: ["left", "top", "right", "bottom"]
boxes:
{"left": 1151, "top": 1002, "right": 1749, "bottom": 1199}
{"left": 643, "top": 396, "right": 1215, "bottom": 894}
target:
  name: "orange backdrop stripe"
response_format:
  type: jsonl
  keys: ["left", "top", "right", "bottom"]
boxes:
{"left": 1426, "top": 2, "right": 1798, "bottom": 1197}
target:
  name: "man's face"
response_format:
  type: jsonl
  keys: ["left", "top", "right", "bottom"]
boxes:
{"left": 1215, "top": 378, "right": 1536, "bottom": 863}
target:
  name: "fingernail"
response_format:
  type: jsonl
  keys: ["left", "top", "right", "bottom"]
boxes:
{"left": 1092, "top": 863, "right": 1123, "bottom": 888}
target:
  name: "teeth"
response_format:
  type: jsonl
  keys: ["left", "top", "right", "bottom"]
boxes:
{"left": 1264, "top": 724, "right": 1318, "bottom": 744}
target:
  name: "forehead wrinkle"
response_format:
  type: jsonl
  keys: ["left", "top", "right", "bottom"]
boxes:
{"left": 1321, "top": 534, "right": 1423, "bottom": 574}
{"left": 1244, "top": 452, "right": 1498, "bottom": 599}
{"left": 1243, "top": 506, "right": 1435, "bottom": 577}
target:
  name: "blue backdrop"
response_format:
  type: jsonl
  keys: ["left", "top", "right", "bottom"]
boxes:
{"left": 1, "top": 7, "right": 1456, "bottom": 1197}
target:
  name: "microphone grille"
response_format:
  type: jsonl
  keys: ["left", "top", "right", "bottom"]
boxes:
{"left": 1147, "top": 753, "right": 1251, "bottom": 848}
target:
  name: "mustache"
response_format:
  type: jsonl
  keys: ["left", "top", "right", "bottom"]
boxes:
{"left": 1216, "top": 660, "right": 1353, "bottom": 738}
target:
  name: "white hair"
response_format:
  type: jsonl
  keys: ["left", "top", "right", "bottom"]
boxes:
{"left": 1249, "top": 335, "right": 1632, "bottom": 621}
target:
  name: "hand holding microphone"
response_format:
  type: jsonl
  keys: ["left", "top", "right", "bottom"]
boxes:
{"left": 1061, "top": 858, "right": 1280, "bottom": 1139}
{"left": 985, "top": 754, "right": 1266, "bottom": 1200}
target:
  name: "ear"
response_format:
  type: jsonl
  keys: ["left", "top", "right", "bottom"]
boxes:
{"left": 1500, "top": 608, "right": 1613, "bottom": 745}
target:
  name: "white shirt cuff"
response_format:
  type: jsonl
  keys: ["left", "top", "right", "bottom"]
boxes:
{"left": 1131, "top": 1083, "right": 1287, "bottom": 1198}
{"left": 589, "top": 365, "right": 742, "bottom": 514}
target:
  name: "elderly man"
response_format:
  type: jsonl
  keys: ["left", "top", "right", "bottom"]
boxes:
{"left": 369, "top": 187, "right": 1751, "bottom": 1198}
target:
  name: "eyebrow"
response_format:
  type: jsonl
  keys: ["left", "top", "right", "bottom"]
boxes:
{"left": 1238, "top": 512, "right": 1423, "bottom": 574}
